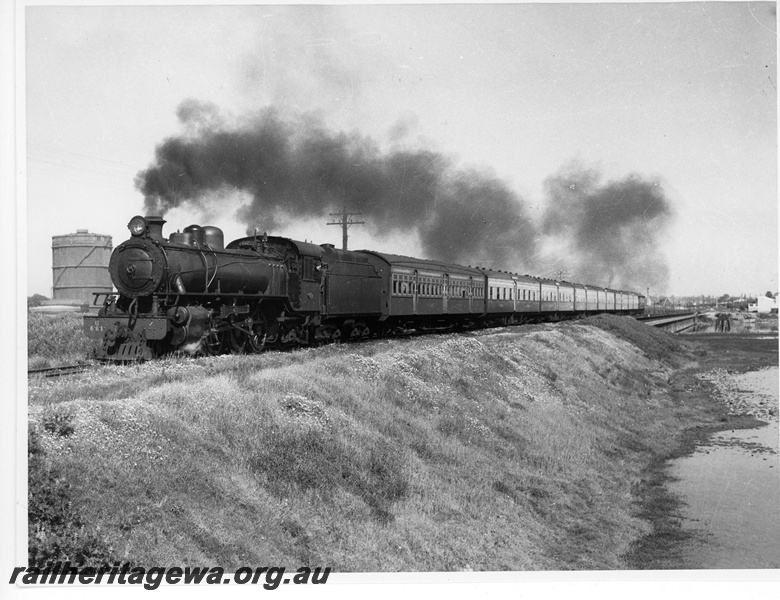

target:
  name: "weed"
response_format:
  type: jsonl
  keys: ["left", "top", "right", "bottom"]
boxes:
{"left": 28, "top": 425, "right": 120, "bottom": 567}
{"left": 42, "top": 413, "right": 75, "bottom": 438}
{"left": 28, "top": 312, "right": 92, "bottom": 368}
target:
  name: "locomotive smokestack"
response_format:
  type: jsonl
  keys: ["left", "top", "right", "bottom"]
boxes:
{"left": 146, "top": 216, "right": 167, "bottom": 241}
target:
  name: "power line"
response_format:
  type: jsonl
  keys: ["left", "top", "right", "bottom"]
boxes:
{"left": 326, "top": 208, "right": 365, "bottom": 251}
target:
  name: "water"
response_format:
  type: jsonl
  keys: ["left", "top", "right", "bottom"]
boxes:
{"left": 668, "top": 367, "right": 780, "bottom": 569}
{"left": 688, "top": 312, "right": 779, "bottom": 335}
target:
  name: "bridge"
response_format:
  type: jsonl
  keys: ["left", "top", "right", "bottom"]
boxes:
{"left": 636, "top": 312, "right": 698, "bottom": 333}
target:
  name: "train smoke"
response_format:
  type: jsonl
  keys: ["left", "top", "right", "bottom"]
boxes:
{"left": 135, "top": 101, "right": 536, "bottom": 269}
{"left": 541, "top": 164, "right": 673, "bottom": 291}
{"left": 136, "top": 101, "right": 675, "bottom": 291}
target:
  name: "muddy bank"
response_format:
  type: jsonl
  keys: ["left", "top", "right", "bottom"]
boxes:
{"left": 626, "top": 333, "right": 779, "bottom": 569}
{"left": 669, "top": 370, "right": 779, "bottom": 569}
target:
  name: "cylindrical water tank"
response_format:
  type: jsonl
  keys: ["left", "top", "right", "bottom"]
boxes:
{"left": 51, "top": 229, "right": 113, "bottom": 304}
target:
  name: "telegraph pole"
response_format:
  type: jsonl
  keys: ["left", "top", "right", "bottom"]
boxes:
{"left": 327, "top": 208, "right": 365, "bottom": 251}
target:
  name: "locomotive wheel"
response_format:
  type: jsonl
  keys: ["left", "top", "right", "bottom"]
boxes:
{"left": 202, "top": 329, "right": 224, "bottom": 356}
{"left": 225, "top": 314, "right": 263, "bottom": 354}
{"left": 227, "top": 329, "right": 247, "bottom": 353}
{"left": 247, "top": 313, "right": 267, "bottom": 353}
{"left": 227, "top": 319, "right": 248, "bottom": 353}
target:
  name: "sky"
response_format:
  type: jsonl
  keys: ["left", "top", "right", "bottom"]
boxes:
{"left": 17, "top": 1, "right": 779, "bottom": 299}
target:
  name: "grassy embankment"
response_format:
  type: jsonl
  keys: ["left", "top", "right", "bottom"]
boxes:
{"left": 28, "top": 314, "right": 722, "bottom": 570}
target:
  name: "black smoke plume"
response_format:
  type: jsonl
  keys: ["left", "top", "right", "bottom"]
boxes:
{"left": 541, "top": 164, "right": 673, "bottom": 291}
{"left": 135, "top": 101, "right": 536, "bottom": 269}
{"left": 136, "top": 101, "right": 675, "bottom": 292}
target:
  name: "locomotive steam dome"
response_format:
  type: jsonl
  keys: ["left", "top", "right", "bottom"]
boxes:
{"left": 109, "top": 239, "right": 165, "bottom": 297}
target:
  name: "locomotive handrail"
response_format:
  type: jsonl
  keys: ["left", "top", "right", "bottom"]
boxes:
{"left": 205, "top": 247, "right": 219, "bottom": 290}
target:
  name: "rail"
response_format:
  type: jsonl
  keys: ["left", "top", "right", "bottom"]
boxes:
{"left": 28, "top": 364, "right": 90, "bottom": 378}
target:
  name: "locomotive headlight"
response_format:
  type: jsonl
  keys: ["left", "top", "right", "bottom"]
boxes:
{"left": 128, "top": 216, "right": 147, "bottom": 237}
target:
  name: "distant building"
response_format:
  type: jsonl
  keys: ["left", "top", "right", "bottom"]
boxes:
{"left": 748, "top": 295, "right": 778, "bottom": 314}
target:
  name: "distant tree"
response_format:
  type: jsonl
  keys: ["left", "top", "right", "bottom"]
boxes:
{"left": 718, "top": 294, "right": 730, "bottom": 304}
{"left": 27, "top": 294, "right": 49, "bottom": 308}
{"left": 767, "top": 291, "right": 775, "bottom": 298}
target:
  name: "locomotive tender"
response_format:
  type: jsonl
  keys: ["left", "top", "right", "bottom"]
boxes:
{"left": 84, "top": 215, "right": 646, "bottom": 360}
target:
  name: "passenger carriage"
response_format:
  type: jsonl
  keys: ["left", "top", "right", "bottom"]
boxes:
{"left": 356, "top": 251, "right": 484, "bottom": 330}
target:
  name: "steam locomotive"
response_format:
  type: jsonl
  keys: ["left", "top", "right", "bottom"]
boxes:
{"left": 83, "top": 215, "right": 646, "bottom": 360}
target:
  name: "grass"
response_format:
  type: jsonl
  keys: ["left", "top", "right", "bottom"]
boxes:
{"left": 28, "top": 315, "right": 724, "bottom": 570}
{"left": 27, "top": 312, "right": 93, "bottom": 369}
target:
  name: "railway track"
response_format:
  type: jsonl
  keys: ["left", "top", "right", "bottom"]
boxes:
{"left": 28, "top": 364, "right": 91, "bottom": 378}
